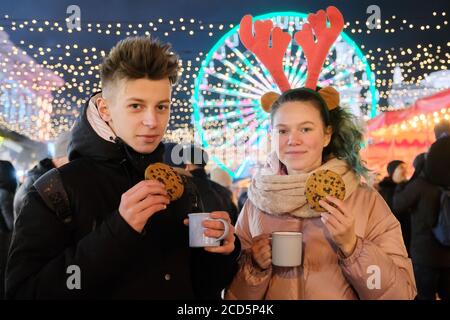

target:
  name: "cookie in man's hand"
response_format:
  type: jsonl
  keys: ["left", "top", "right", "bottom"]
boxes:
{"left": 305, "top": 170, "right": 346, "bottom": 212}
{"left": 145, "top": 162, "right": 184, "bottom": 201}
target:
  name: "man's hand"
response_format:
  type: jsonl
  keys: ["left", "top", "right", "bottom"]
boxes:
{"left": 184, "top": 211, "right": 236, "bottom": 255}
{"left": 119, "top": 180, "right": 169, "bottom": 233}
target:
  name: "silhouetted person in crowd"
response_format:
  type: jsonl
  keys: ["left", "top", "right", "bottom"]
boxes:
{"left": 379, "top": 160, "right": 408, "bottom": 208}
{"left": 165, "top": 144, "right": 238, "bottom": 224}
{"left": 210, "top": 167, "right": 233, "bottom": 190}
{"left": 0, "top": 160, "right": 17, "bottom": 299}
{"left": 378, "top": 160, "right": 410, "bottom": 251}
{"left": 434, "top": 119, "right": 450, "bottom": 140}
{"left": 394, "top": 138, "right": 450, "bottom": 300}
{"left": 13, "top": 131, "right": 70, "bottom": 221}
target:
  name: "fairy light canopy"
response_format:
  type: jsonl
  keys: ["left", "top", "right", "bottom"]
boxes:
{"left": 0, "top": 31, "right": 64, "bottom": 140}
{"left": 0, "top": 0, "right": 447, "bottom": 152}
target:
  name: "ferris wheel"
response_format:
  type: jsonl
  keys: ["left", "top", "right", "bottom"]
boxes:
{"left": 192, "top": 11, "right": 377, "bottom": 178}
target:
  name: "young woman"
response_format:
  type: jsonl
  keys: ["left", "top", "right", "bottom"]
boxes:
{"left": 225, "top": 88, "right": 417, "bottom": 299}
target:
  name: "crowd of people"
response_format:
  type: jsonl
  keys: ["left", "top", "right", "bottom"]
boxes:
{"left": 377, "top": 123, "right": 450, "bottom": 300}
{"left": 0, "top": 34, "right": 449, "bottom": 300}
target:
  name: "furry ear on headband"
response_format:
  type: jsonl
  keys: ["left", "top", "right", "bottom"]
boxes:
{"left": 260, "top": 86, "right": 340, "bottom": 113}
{"left": 318, "top": 86, "right": 340, "bottom": 111}
{"left": 260, "top": 91, "right": 280, "bottom": 113}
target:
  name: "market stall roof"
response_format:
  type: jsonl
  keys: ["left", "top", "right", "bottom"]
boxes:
{"left": 367, "top": 88, "right": 450, "bottom": 132}
{"left": 362, "top": 88, "right": 450, "bottom": 176}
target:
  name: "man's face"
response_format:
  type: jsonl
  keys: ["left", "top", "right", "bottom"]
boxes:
{"left": 98, "top": 78, "right": 171, "bottom": 154}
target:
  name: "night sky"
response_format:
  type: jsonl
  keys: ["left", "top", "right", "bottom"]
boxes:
{"left": 1, "top": 0, "right": 449, "bottom": 135}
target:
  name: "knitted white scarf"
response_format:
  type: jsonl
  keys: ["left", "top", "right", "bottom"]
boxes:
{"left": 248, "top": 152, "right": 360, "bottom": 218}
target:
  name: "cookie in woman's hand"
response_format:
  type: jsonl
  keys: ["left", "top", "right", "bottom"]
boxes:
{"left": 305, "top": 170, "right": 346, "bottom": 212}
{"left": 145, "top": 162, "right": 185, "bottom": 201}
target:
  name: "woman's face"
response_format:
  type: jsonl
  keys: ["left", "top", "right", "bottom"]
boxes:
{"left": 272, "top": 101, "right": 332, "bottom": 174}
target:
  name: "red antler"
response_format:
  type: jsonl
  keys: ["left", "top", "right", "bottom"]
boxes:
{"left": 239, "top": 15, "right": 292, "bottom": 92}
{"left": 294, "top": 6, "right": 344, "bottom": 89}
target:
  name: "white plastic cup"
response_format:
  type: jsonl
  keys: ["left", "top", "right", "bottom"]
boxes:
{"left": 271, "top": 231, "right": 303, "bottom": 267}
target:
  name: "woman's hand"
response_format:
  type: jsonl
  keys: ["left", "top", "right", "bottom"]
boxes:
{"left": 250, "top": 234, "right": 272, "bottom": 270}
{"left": 319, "top": 196, "right": 357, "bottom": 258}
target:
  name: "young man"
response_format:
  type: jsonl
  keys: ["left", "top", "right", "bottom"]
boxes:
{"left": 6, "top": 36, "right": 240, "bottom": 299}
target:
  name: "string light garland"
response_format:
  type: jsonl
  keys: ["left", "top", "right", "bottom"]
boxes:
{"left": 0, "top": 9, "right": 448, "bottom": 146}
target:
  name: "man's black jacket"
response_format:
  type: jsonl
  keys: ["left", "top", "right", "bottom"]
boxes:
{"left": 6, "top": 96, "right": 240, "bottom": 299}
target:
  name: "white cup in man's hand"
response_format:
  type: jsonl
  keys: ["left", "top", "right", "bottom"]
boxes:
{"left": 188, "top": 212, "right": 229, "bottom": 247}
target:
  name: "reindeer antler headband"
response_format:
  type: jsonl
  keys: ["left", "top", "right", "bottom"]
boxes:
{"left": 239, "top": 6, "right": 345, "bottom": 112}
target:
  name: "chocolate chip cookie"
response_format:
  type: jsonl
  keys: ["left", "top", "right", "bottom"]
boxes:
{"left": 305, "top": 170, "right": 346, "bottom": 212}
{"left": 145, "top": 162, "right": 184, "bottom": 201}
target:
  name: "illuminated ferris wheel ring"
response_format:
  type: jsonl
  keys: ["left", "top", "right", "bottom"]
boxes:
{"left": 192, "top": 11, "right": 377, "bottom": 178}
